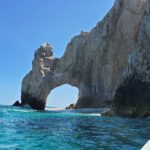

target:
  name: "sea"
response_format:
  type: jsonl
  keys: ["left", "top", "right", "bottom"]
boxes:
{"left": 0, "top": 105, "right": 149, "bottom": 150}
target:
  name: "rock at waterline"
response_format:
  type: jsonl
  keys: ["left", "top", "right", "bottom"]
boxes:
{"left": 65, "top": 103, "right": 77, "bottom": 109}
{"left": 13, "top": 101, "right": 22, "bottom": 106}
{"left": 113, "top": 8, "right": 150, "bottom": 117}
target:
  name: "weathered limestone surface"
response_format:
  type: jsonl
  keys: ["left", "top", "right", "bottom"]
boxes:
{"left": 21, "top": 0, "right": 148, "bottom": 110}
{"left": 114, "top": 4, "right": 150, "bottom": 117}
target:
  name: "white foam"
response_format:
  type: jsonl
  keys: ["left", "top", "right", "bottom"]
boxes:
{"left": 10, "top": 108, "right": 35, "bottom": 113}
{"left": 85, "top": 113, "right": 101, "bottom": 116}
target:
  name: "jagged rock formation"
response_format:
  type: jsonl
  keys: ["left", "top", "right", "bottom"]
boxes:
{"left": 114, "top": 3, "right": 150, "bottom": 117}
{"left": 21, "top": 0, "right": 149, "bottom": 110}
{"left": 66, "top": 103, "right": 77, "bottom": 109}
{"left": 13, "top": 100, "right": 22, "bottom": 107}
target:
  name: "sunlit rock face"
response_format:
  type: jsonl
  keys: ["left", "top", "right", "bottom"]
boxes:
{"left": 21, "top": 0, "right": 148, "bottom": 110}
{"left": 114, "top": 3, "right": 150, "bottom": 117}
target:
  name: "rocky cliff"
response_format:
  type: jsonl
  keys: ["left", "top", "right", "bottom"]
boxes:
{"left": 114, "top": 1, "right": 150, "bottom": 117}
{"left": 21, "top": 0, "right": 149, "bottom": 111}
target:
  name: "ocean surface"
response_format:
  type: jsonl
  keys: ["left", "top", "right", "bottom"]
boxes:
{"left": 0, "top": 105, "right": 149, "bottom": 150}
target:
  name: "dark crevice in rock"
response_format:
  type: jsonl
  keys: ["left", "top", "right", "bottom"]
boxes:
{"left": 113, "top": 75, "right": 150, "bottom": 117}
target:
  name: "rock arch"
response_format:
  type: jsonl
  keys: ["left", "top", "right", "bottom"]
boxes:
{"left": 21, "top": 0, "right": 148, "bottom": 110}
{"left": 21, "top": 42, "right": 110, "bottom": 110}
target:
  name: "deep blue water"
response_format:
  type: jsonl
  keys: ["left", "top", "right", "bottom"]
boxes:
{"left": 0, "top": 105, "right": 149, "bottom": 150}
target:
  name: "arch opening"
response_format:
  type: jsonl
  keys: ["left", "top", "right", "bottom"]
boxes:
{"left": 46, "top": 84, "right": 79, "bottom": 108}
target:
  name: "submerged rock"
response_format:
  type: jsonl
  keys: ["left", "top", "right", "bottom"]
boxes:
{"left": 21, "top": 0, "right": 149, "bottom": 113}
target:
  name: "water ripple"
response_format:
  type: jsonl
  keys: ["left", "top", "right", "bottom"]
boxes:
{"left": 0, "top": 106, "right": 149, "bottom": 150}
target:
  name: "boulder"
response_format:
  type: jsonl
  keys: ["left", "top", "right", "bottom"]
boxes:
{"left": 65, "top": 103, "right": 76, "bottom": 109}
{"left": 13, "top": 100, "right": 22, "bottom": 107}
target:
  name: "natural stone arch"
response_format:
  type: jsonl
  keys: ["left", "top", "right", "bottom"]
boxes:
{"left": 21, "top": 43, "right": 79, "bottom": 109}
{"left": 46, "top": 84, "right": 79, "bottom": 107}
{"left": 21, "top": 0, "right": 147, "bottom": 110}
{"left": 21, "top": 43, "right": 105, "bottom": 110}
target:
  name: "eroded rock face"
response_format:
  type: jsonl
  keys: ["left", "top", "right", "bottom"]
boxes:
{"left": 21, "top": 0, "right": 148, "bottom": 110}
{"left": 114, "top": 6, "right": 150, "bottom": 117}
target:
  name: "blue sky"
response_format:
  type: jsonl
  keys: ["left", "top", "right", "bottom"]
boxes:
{"left": 0, "top": 0, "right": 115, "bottom": 107}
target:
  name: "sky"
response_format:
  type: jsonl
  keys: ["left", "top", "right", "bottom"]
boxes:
{"left": 0, "top": 0, "right": 115, "bottom": 107}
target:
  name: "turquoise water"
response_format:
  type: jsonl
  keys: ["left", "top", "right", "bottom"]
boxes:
{"left": 0, "top": 105, "right": 149, "bottom": 150}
